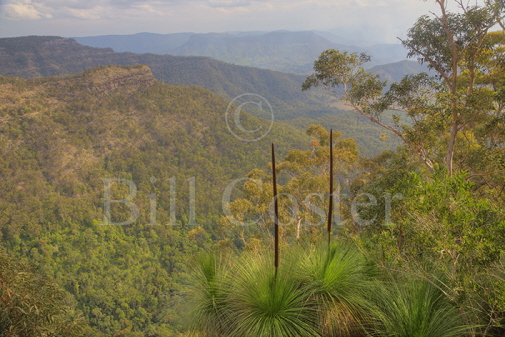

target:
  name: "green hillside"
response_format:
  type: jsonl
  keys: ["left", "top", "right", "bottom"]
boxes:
{"left": 0, "top": 64, "right": 311, "bottom": 335}
{"left": 369, "top": 59, "right": 433, "bottom": 83}
{"left": 285, "top": 112, "right": 402, "bottom": 156}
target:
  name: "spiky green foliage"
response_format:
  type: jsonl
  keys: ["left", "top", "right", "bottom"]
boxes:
{"left": 189, "top": 241, "right": 479, "bottom": 336}
{"left": 188, "top": 253, "right": 232, "bottom": 336}
{"left": 190, "top": 242, "right": 380, "bottom": 337}
{"left": 370, "top": 275, "right": 469, "bottom": 337}
{"left": 297, "top": 242, "right": 375, "bottom": 337}
{"left": 226, "top": 251, "right": 319, "bottom": 337}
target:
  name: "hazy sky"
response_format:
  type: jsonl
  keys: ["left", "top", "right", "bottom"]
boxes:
{"left": 0, "top": 0, "right": 453, "bottom": 43}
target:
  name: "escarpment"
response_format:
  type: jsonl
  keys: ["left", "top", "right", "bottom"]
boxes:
{"left": 86, "top": 65, "right": 155, "bottom": 95}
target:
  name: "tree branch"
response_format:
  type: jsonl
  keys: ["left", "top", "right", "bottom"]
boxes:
{"left": 344, "top": 98, "right": 435, "bottom": 173}
{"left": 466, "top": 170, "right": 505, "bottom": 179}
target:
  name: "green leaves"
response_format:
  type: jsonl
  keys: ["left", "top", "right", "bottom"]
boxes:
{"left": 0, "top": 249, "right": 88, "bottom": 336}
{"left": 302, "top": 50, "right": 385, "bottom": 106}
{"left": 189, "top": 242, "right": 377, "bottom": 337}
{"left": 296, "top": 242, "right": 376, "bottom": 336}
{"left": 189, "top": 240, "right": 478, "bottom": 337}
{"left": 403, "top": 4, "right": 498, "bottom": 76}
{"left": 227, "top": 252, "right": 318, "bottom": 337}
{"left": 304, "top": 2, "right": 505, "bottom": 179}
{"left": 364, "top": 168, "right": 505, "bottom": 334}
{"left": 188, "top": 250, "right": 319, "bottom": 337}
{"left": 188, "top": 253, "right": 233, "bottom": 336}
{"left": 370, "top": 276, "right": 469, "bottom": 337}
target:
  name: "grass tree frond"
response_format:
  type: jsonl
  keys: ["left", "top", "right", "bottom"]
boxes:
{"left": 188, "top": 252, "right": 234, "bottom": 336}
{"left": 296, "top": 241, "right": 376, "bottom": 337}
{"left": 370, "top": 275, "right": 471, "bottom": 337}
{"left": 227, "top": 251, "right": 320, "bottom": 337}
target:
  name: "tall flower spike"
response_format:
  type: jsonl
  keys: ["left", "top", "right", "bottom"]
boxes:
{"left": 271, "top": 143, "right": 279, "bottom": 273}
{"left": 327, "top": 129, "right": 333, "bottom": 246}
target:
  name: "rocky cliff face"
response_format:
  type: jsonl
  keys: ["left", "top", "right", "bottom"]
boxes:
{"left": 86, "top": 65, "right": 155, "bottom": 96}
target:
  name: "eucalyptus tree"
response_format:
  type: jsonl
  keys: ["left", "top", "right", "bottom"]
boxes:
{"left": 303, "top": 0, "right": 505, "bottom": 190}
{"left": 219, "top": 124, "right": 361, "bottom": 247}
{"left": 0, "top": 249, "right": 88, "bottom": 336}
{"left": 302, "top": 2, "right": 505, "bottom": 333}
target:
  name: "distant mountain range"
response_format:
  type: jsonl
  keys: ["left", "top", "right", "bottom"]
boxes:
{"left": 0, "top": 35, "right": 329, "bottom": 120}
{"left": 369, "top": 60, "right": 432, "bottom": 83}
{"left": 73, "top": 31, "right": 409, "bottom": 74}
{"left": 73, "top": 32, "right": 195, "bottom": 54}
{"left": 0, "top": 35, "right": 424, "bottom": 156}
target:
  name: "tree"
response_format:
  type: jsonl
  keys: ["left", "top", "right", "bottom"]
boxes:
{"left": 303, "top": 0, "right": 505, "bottom": 186}
{"left": 303, "top": 2, "right": 505, "bottom": 334}
{"left": 0, "top": 249, "right": 88, "bottom": 336}
{"left": 219, "top": 125, "right": 362, "bottom": 246}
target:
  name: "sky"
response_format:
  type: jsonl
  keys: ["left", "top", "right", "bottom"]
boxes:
{"left": 0, "top": 0, "right": 458, "bottom": 43}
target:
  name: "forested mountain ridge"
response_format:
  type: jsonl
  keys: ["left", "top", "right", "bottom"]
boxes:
{"left": 167, "top": 31, "right": 361, "bottom": 74}
{"left": 74, "top": 31, "right": 409, "bottom": 74}
{"left": 74, "top": 32, "right": 195, "bottom": 54}
{"left": 0, "top": 64, "right": 311, "bottom": 335}
{"left": 0, "top": 63, "right": 309, "bottom": 229}
{"left": 0, "top": 35, "right": 406, "bottom": 157}
{"left": 0, "top": 35, "right": 332, "bottom": 120}
{"left": 369, "top": 59, "right": 433, "bottom": 83}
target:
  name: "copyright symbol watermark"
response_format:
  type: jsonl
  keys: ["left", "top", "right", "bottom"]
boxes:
{"left": 225, "top": 93, "right": 274, "bottom": 142}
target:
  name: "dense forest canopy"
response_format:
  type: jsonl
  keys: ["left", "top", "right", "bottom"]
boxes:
{"left": 0, "top": 64, "right": 315, "bottom": 335}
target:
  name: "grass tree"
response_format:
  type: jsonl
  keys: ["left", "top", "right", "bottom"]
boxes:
{"left": 296, "top": 242, "right": 375, "bottom": 337}
{"left": 369, "top": 275, "right": 470, "bottom": 337}
{"left": 188, "top": 253, "right": 233, "bottom": 336}
{"left": 189, "top": 242, "right": 378, "bottom": 337}
{"left": 226, "top": 251, "right": 319, "bottom": 337}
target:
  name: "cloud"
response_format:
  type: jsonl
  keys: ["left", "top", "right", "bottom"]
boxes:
{"left": 0, "top": 0, "right": 452, "bottom": 42}
{"left": 2, "top": 0, "right": 52, "bottom": 19}
{"left": 207, "top": 0, "right": 252, "bottom": 8}
{"left": 65, "top": 6, "right": 103, "bottom": 20}
{"left": 1, "top": 0, "right": 180, "bottom": 20}
{"left": 0, "top": 0, "right": 405, "bottom": 22}
{"left": 352, "top": 0, "right": 388, "bottom": 8}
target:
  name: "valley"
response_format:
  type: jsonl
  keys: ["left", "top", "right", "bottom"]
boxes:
{"left": 1, "top": 5, "right": 504, "bottom": 334}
